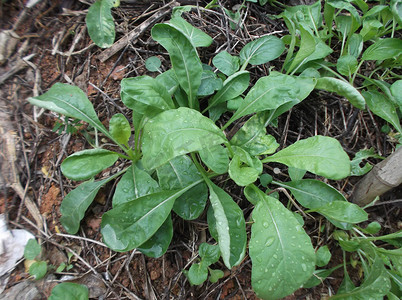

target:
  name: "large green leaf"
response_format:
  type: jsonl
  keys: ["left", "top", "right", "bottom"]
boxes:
{"left": 361, "top": 38, "right": 402, "bottom": 61}
{"left": 212, "top": 51, "right": 240, "bottom": 76}
{"left": 169, "top": 17, "right": 213, "bottom": 47}
{"left": 156, "top": 69, "right": 180, "bottom": 95}
{"left": 263, "top": 136, "right": 351, "bottom": 180}
{"left": 315, "top": 77, "right": 366, "bottom": 110}
{"left": 112, "top": 164, "right": 160, "bottom": 207}
{"left": 313, "top": 201, "right": 368, "bottom": 224}
{"left": 228, "top": 72, "right": 315, "bottom": 123}
{"left": 364, "top": 90, "right": 402, "bottom": 135}
{"left": 248, "top": 189, "right": 315, "bottom": 300}
{"left": 197, "top": 69, "right": 223, "bottom": 97}
{"left": 332, "top": 257, "right": 391, "bottom": 299}
{"left": 86, "top": 0, "right": 115, "bottom": 48}
{"left": 157, "top": 155, "right": 207, "bottom": 220}
{"left": 152, "top": 24, "right": 203, "bottom": 109}
{"left": 206, "top": 71, "right": 250, "bottom": 111}
{"left": 137, "top": 214, "right": 173, "bottom": 258}
{"left": 101, "top": 183, "right": 200, "bottom": 252}
{"left": 207, "top": 182, "right": 247, "bottom": 269}
{"left": 49, "top": 282, "right": 89, "bottom": 300}
{"left": 228, "top": 147, "right": 263, "bottom": 186}
{"left": 60, "top": 173, "right": 119, "bottom": 234}
{"left": 61, "top": 149, "right": 119, "bottom": 181}
{"left": 28, "top": 83, "right": 115, "bottom": 143}
{"left": 239, "top": 35, "right": 285, "bottom": 67}
{"left": 281, "top": 1, "right": 322, "bottom": 31}
{"left": 230, "top": 111, "right": 279, "bottom": 156}
{"left": 141, "top": 107, "right": 227, "bottom": 170}
{"left": 273, "top": 179, "right": 347, "bottom": 209}
{"left": 120, "top": 76, "right": 174, "bottom": 117}
{"left": 286, "top": 25, "right": 316, "bottom": 74}
{"left": 198, "top": 145, "right": 229, "bottom": 174}
{"left": 109, "top": 113, "right": 131, "bottom": 146}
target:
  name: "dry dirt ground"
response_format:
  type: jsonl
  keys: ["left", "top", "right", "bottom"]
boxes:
{"left": 0, "top": 0, "right": 400, "bottom": 299}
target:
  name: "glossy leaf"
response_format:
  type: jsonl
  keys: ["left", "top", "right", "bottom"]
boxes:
{"left": 249, "top": 189, "right": 315, "bottom": 300}
{"left": 362, "top": 38, "right": 402, "bottom": 61}
{"left": 137, "top": 214, "right": 173, "bottom": 258}
{"left": 61, "top": 149, "right": 118, "bottom": 181}
{"left": 60, "top": 176, "right": 114, "bottom": 234}
{"left": 152, "top": 24, "right": 203, "bottom": 109}
{"left": 101, "top": 186, "right": 197, "bottom": 252}
{"left": 109, "top": 113, "right": 131, "bottom": 146}
{"left": 157, "top": 155, "right": 207, "bottom": 220}
{"left": 273, "top": 179, "right": 347, "bottom": 209}
{"left": 121, "top": 76, "right": 174, "bottom": 117}
{"left": 316, "top": 246, "right": 331, "bottom": 267}
{"left": 145, "top": 56, "right": 161, "bottom": 72}
{"left": 48, "top": 282, "right": 89, "bottom": 300}
{"left": 199, "top": 243, "right": 221, "bottom": 265}
{"left": 263, "top": 136, "right": 351, "bottom": 180}
{"left": 212, "top": 51, "right": 240, "bottom": 76}
{"left": 169, "top": 17, "right": 213, "bottom": 47}
{"left": 286, "top": 25, "right": 316, "bottom": 73}
{"left": 198, "top": 70, "right": 222, "bottom": 97}
{"left": 86, "top": 0, "right": 115, "bottom": 48}
{"left": 313, "top": 201, "right": 368, "bottom": 225}
{"left": 239, "top": 35, "right": 285, "bottom": 66}
{"left": 332, "top": 257, "right": 391, "bottom": 299}
{"left": 228, "top": 147, "right": 262, "bottom": 186}
{"left": 364, "top": 90, "right": 402, "bottom": 134}
{"left": 141, "top": 107, "right": 227, "bottom": 170}
{"left": 113, "top": 164, "right": 160, "bottom": 207}
{"left": 198, "top": 145, "right": 229, "bottom": 174}
{"left": 229, "top": 72, "right": 315, "bottom": 123}
{"left": 230, "top": 111, "right": 279, "bottom": 156}
{"left": 206, "top": 71, "right": 250, "bottom": 110}
{"left": 187, "top": 263, "right": 208, "bottom": 285}
{"left": 207, "top": 182, "right": 247, "bottom": 269}
{"left": 315, "top": 77, "right": 365, "bottom": 110}
{"left": 28, "top": 83, "right": 114, "bottom": 143}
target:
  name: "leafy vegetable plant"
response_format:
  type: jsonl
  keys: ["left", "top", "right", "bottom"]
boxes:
{"left": 28, "top": 6, "right": 399, "bottom": 299}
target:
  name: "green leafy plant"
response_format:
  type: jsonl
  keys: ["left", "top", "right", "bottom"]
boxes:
{"left": 24, "top": 239, "right": 48, "bottom": 280}
{"left": 48, "top": 282, "right": 89, "bottom": 300}
{"left": 28, "top": 7, "right": 400, "bottom": 299}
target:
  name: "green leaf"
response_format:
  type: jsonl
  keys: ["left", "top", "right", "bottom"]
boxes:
{"left": 86, "top": 0, "right": 115, "bottom": 48}
{"left": 121, "top": 75, "right": 174, "bottom": 117}
{"left": 28, "top": 83, "right": 114, "bottom": 143}
{"left": 273, "top": 179, "right": 347, "bottom": 209}
{"left": 316, "top": 246, "right": 331, "bottom": 267}
{"left": 362, "top": 221, "right": 382, "bottom": 235}
{"left": 60, "top": 176, "right": 113, "bottom": 234}
{"left": 48, "top": 282, "right": 89, "bottom": 300}
{"left": 207, "top": 182, "right": 247, "bottom": 269}
{"left": 228, "top": 72, "right": 315, "bottom": 123}
{"left": 230, "top": 111, "right": 280, "bottom": 156}
{"left": 315, "top": 77, "right": 365, "bottom": 110}
{"left": 145, "top": 56, "right": 161, "bottom": 72}
{"left": 169, "top": 17, "right": 213, "bottom": 48}
{"left": 151, "top": 23, "right": 203, "bottom": 109}
{"left": 364, "top": 90, "right": 402, "bottom": 135}
{"left": 337, "top": 55, "right": 358, "bottom": 77}
{"left": 391, "top": 0, "right": 402, "bottom": 27}
{"left": 286, "top": 25, "right": 316, "bottom": 73}
{"left": 109, "top": 113, "right": 131, "bottom": 146}
{"left": 156, "top": 69, "right": 179, "bottom": 95}
{"left": 61, "top": 148, "right": 119, "bottom": 181}
{"left": 24, "top": 239, "right": 41, "bottom": 260}
{"left": 137, "top": 214, "right": 173, "bottom": 258}
{"left": 157, "top": 155, "right": 207, "bottom": 220}
{"left": 332, "top": 257, "right": 391, "bottom": 299}
{"left": 113, "top": 164, "right": 160, "bottom": 207}
{"left": 197, "top": 69, "right": 223, "bottom": 97}
{"left": 228, "top": 147, "right": 262, "bottom": 187}
{"left": 348, "top": 33, "right": 363, "bottom": 58}
{"left": 209, "top": 268, "right": 224, "bottom": 283}
{"left": 281, "top": 1, "right": 322, "bottom": 31}
{"left": 212, "top": 51, "right": 240, "bottom": 76}
{"left": 249, "top": 189, "right": 315, "bottom": 300}
{"left": 206, "top": 71, "right": 250, "bottom": 111}
{"left": 263, "top": 136, "right": 351, "bottom": 180}
{"left": 187, "top": 263, "right": 208, "bottom": 285}
{"left": 390, "top": 80, "right": 402, "bottom": 110}
{"left": 313, "top": 201, "right": 368, "bottom": 225}
{"left": 199, "top": 243, "right": 221, "bottom": 265}
{"left": 198, "top": 145, "right": 229, "bottom": 174}
{"left": 141, "top": 107, "right": 227, "bottom": 170}
{"left": 328, "top": 0, "right": 361, "bottom": 24}
{"left": 239, "top": 35, "right": 285, "bottom": 67}
{"left": 362, "top": 38, "right": 402, "bottom": 61}
{"left": 288, "top": 167, "right": 307, "bottom": 181}
{"left": 350, "top": 148, "right": 382, "bottom": 176}
{"left": 101, "top": 187, "right": 191, "bottom": 252}
{"left": 29, "top": 261, "right": 47, "bottom": 280}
